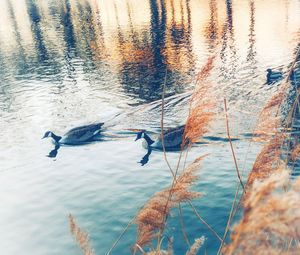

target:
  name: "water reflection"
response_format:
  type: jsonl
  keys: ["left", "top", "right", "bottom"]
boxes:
{"left": 204, "top": 0, "right": 220, "bottom": 51}
{"left": 247, "top": 1, "right": 257, "bottom": 70}
{"left": 1, "top": 0, "right": 299, "bottom": 98}
{"left": 47, "top": 144, "right": 60, "bottom": 158}
{"left": 27, "top": 0, "right": 49, "bottom": 62}
{"left": 138, "top": 148, "right": 152, "bottom": 166}
{"left": 220, "top": 0, "right": 237, "bottom": 81}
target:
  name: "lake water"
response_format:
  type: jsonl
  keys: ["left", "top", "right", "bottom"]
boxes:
{"left": 1, "top": 0, "right": 300, "bottom": 254}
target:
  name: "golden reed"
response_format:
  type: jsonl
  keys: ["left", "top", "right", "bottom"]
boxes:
{"left": 134, "top": 156, "right": 205, "bottom": 250}
{"left": 69, "top": 214, "right": 95, "bottom": 255}
{"left": 224, "top": 170, "right": 300, "bottom": 255}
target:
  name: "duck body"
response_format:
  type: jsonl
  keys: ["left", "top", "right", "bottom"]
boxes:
{"left": 267, "top": 68, "right": 283, "bottom": 84}
{"left": 43, "top": 122, "right": 104, "bottom": 145}
{"left": 136, "top": 125, "right": 186, "bottom": 150}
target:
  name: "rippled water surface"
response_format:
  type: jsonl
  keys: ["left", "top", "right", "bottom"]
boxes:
{"left": 1, "top": 0, "right": 300, "bottom": 254}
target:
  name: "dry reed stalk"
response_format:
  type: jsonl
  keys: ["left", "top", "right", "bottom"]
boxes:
{"left": 223, "top": 170, "right": 300, "bottom": 255}
{"left": 188, "top": 201, "right": 223, "bottom": 242}
{"left": 106, "top": 215, "right": 136, "bottom": 255}
{"left": 247, "top": 133, "right": 285, "bottom": 186}
{"left": 69, "top": 214, "right": 95, "bottom": 255}
{"left": 217, "top": 183, "right": 241, "bottom": 255}
{"left": 186, "top": 236, "right": 206, "bottom": 255}
{"left": 149, "top": 56, "right": 216, "bottom": 252}
{"left": 160, "top": 69, "right": 175, "bottom": 178}
{"left": 224, "top": 98, "right": 245, "bottom": 192}
{"left": 178, "top": 203, "right": 191, "bottom": 247}
{"left": 134, "top": 156, "right": 205, "bottom": 250}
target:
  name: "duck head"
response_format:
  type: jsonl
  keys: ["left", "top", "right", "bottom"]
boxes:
{"left": 135, "top": 130, "right": 145, "bottom": 141}
{"left": 42, "top": 131, "right": 62, "bottom": 143}
{"left": 135, "top": 130, "right": 155, "bottom": 146}
{"left": 42, "top": 131, "right": 52, "bottom": 139}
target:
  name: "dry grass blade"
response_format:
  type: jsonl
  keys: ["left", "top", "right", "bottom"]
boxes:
{"left": 69, "top": 214, "right": 95, "bottom": 255}
{"left": 134, "top": 155, "right": 206, "bottom": 249}
{"left": 224, "top": 170, "right": 300, "bottom": 255}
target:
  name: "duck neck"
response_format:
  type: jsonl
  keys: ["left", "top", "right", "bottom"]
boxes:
{"left": 143, "top": 133, "right": 154, "bottom": 146}
{"left": 51, "top": 132, "right": 62, "bottom": 143}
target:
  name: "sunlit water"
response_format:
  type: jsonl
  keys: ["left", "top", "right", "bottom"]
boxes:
{"left": 1, "top": 0, "right": 300, "bottom": 254}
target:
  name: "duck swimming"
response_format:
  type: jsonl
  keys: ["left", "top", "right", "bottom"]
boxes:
{"left": 42, "top": 122, "right": 104, "bottom": 145}
{"left": 135, "top": 125, "right": 186, "bottom": 150}
{"left": 266, "top": 68, "right": 283, "bottom": 84}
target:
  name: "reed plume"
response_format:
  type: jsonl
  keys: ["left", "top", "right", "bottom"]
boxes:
{"left": 195, "top": 56, "right": 215, "bottom": 83}
{"left": 144, "top": 251, "right": 171, "bottom": 255}
{"left": 247, "top": 133, "right": 285, "bottom": 186}
{"left": 134, "top": 155, "right": 206, "bottom": 250}
{"left": 186, "top": 236, "right": 206, "bottom": 255}
{"left": 69, "top": 214, "right": 95, "bottom": 255}
{"left": 142, "top": 236, "right": 205, "bottom": 255}
{"left": 224, "top": 170, "right": 300, "bottom": 255}
{"left": 253, "top": 83, "right": 288, "bottom": 141}
{"left": 183, "top": 57, "right": 216, "bottom": 146}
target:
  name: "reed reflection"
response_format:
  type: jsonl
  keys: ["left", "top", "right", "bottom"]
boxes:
{"left": 114, "top": 0, "right": 195, "bottom": 102}
{"left": 27, "top": 0, "right": 49, "bottom": 62}
{"left": 247, "top": 0, "right": 258, "bottom": 74}
{"left": 6, "top": 0, "right": 29, "bottom": 74}
{"left": 1, "top": 0, "right": 300, "bottom": 105}
{"left": 204, "top": 0, "right": 220, "bottom": 51}
{"left": 220, "top": 0, "right": 237, "bottom": 80}
{"left": 0, "top": 0, "right": 197, "bottom": 100}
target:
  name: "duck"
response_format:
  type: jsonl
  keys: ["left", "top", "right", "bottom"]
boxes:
{"left": 135, "top": 125, "right": 186, "bottom": 150}
{"left": 266, "top": 68, "right": 283, "bottom": 84}
{"left": 42, "top": 122, "right": 104, "bottom": 145}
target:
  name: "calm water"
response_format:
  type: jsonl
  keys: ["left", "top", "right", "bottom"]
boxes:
{"left": 1, "top": 0, "right": 300, "bottom": 254}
